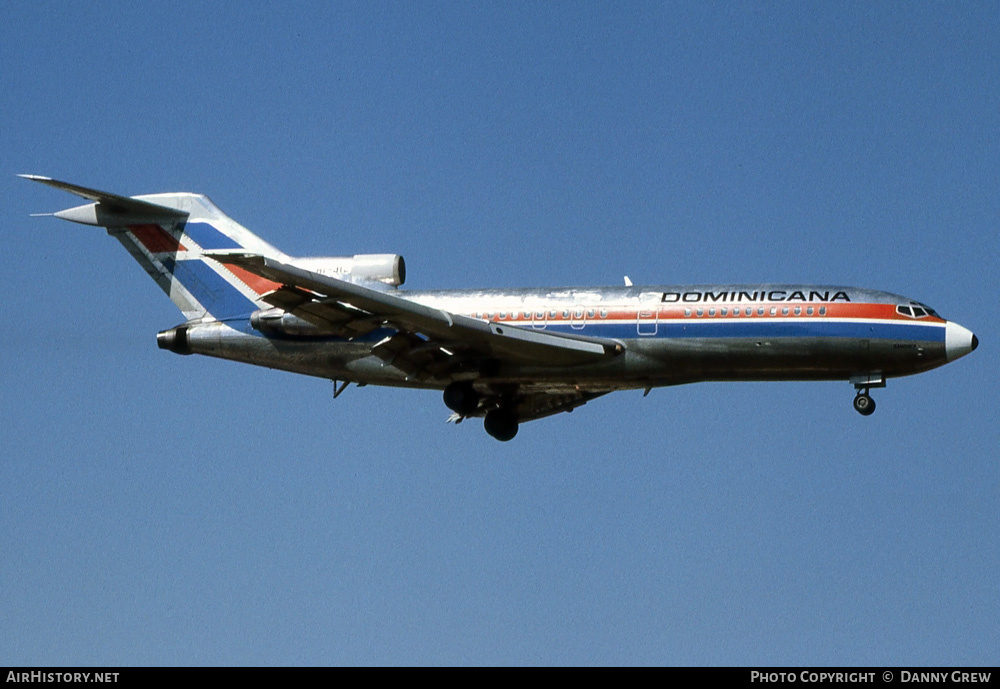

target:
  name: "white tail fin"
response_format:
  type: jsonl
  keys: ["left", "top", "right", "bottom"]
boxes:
{"left": 23, "top": 175, "right": 287, "bottom": 322}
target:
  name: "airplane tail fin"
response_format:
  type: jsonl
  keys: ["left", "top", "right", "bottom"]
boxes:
{"left": 22, "top": 175, "right": 286, "bottom": 322}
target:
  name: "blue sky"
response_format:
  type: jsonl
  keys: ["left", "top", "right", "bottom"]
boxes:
{"left": 2, "top": 2, "right": 997, "bottom": 665}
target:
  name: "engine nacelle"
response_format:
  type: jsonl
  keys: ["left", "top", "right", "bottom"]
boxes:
{"left": 250, "top": 308, "right": 332, "bottom": 337}
{"left": 156, "top": 325, "right": 192, "bottom": 355}
{"left": 291, "top": 254, "right": 405, "bottom": 286}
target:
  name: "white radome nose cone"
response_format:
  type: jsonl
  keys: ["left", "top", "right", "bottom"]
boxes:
{"left": 945, "top": 321, "right": 977, "bottom": 361}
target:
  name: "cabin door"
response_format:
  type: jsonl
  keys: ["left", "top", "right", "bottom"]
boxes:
{"left": 637, "top": 294, "right": 659, "bottom": 336}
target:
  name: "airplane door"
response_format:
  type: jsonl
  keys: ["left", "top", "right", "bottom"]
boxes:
{"left": 637, "top": 294, "right": 658, "bottom": 336}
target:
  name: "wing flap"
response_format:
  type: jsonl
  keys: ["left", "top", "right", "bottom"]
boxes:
{"left": 514, "top": 390, "right": 609, "bottom": 422}
{"left": 459, "top": 389, "right": 610, "bottom": 423}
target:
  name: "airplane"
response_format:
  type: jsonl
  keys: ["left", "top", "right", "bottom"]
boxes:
{"left": 23, "top": 174, "right": 978, "bottom": 441}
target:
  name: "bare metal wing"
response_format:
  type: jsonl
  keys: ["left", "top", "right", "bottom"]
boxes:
{"left": 216, "top": 253, "right": 623, "bottom": 378}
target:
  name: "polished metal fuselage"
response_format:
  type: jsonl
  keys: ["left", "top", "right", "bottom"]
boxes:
{"left": 176, "top": 284, "right": 953, "bottom": 395}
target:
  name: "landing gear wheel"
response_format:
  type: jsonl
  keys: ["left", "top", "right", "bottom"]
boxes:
{"left": 853, "top": 393, "right": 876, "bottom": 416}
{"left": 443, "top": 381, "right": 480, "bottom": 416}
{"left": 484, "top": 409, "right": 519, "bottom": 441}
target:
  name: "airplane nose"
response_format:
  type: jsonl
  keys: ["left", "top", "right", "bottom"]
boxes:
{"left": 945, "top": 322, "right": 977, "bottom": 362}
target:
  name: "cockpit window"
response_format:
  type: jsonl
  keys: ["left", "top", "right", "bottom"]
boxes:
{"left": 897, "top": 303, "right": 936, "bottom": 319}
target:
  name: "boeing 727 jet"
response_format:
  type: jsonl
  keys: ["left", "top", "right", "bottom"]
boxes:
{"left": 24, "top": 175, "right": 978, "bottom": 440}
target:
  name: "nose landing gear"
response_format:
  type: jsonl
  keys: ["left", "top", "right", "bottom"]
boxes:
{"left": 850, "top": 373, "right": 885, "bottom": 416}
{"left": 853, "top": 391, "right": 876, "bottom": 416}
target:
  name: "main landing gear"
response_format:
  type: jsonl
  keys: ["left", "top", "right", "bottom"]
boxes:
{"left": 443, "top": 381, "right": 519, "bottom": 441}
{"left": 443, "top": 381, "right": 480, "bottom": 417}
{"left": 484, "top": 408, "right": 519, "bottom": 442}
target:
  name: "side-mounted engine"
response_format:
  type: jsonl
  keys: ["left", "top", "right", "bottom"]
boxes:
{"left": 290, "top": 254, "right": 405, "bottom": 286}
{"left": 247, "top": 254, "right": 405, "bottom": 337}
{"left": 249, "top": 309, "right": 333, "bottom": 337}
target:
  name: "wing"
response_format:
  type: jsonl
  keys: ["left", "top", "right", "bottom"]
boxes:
{"left": 215, "top": 253, "right": 623, "bottom": 381}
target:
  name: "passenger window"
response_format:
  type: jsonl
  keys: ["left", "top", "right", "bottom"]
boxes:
{"left": 781, "top": 307, "right": 789, "bottom": 316}
{"left": 769, "top": 307, "right": 777, "bottom": 316}
{"left": 819, "top": 307, "right": 827, "bottom": 316}
{"left": 587, "top": 309, "right": 595, "bottom": 319}
{"left": 720, "top": 307, "right": 728, "bottom": 316}
{"left": 684, "top": 308, "right": 691, "bottom": 318}
{"left": 599, "top": 308, "right": 608, "bottom": 319}
{"left": 562, "top": 310, "right": 570, "bottom": 319}
{"left": 696, "top": 308, "right": 704, "bottom": 317}
{"left": 807, "top": 307, "right": 814, "bottom": 316}
{"left": 794, "top": 306, "right": 801, "bottom": 316}
{"left": 709, "top": 308, "right": 716, "bottom": 317}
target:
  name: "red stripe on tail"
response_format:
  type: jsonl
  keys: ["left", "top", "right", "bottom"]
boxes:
{"left": 129, "top": 224, "right": 187, "bottom": 253}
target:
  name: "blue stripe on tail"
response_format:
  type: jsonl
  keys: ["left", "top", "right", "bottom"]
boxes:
{"left": 183, "top": 222, "right": 244, "bottom": 250}
{"left": 161, "top": 258, "right": 258, "bottom": 319}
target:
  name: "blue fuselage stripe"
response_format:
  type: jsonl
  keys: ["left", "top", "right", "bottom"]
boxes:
{"left": 234, "top": 317, "right": 945, "bottom": 344}
{"left": 544, "top": 319, "right": 946, "bottom": 342}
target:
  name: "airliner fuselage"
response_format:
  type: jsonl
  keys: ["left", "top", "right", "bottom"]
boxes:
{"left": 160, "top": 283, "right": 975, "bottom": 427}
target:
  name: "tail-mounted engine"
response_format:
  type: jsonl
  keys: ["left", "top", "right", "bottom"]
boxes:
{"left": 156, "top": 325, "right": 192, "bottom": 355}
{"left": 291, "top": 254, "right": 405, "bottom": 286}
{"left": 250, "top": 254, "right": 405, "bottom": 337}
{"left": 250, "top": 308, "right": 332, "bottom": 337}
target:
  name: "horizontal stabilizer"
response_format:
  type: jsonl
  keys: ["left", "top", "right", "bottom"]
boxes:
{"left": 23, "top": 175, "right": 272, "bottom": 321}
{"left": 20, "top": 174, "right": 188, "bottom": 225}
